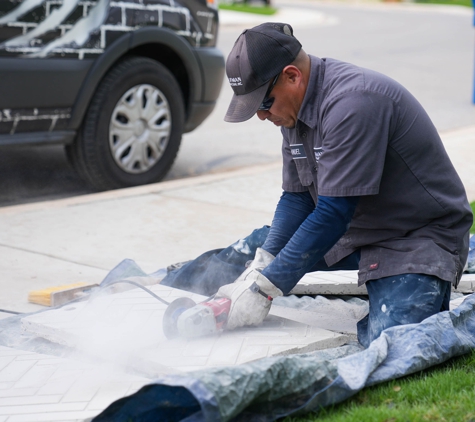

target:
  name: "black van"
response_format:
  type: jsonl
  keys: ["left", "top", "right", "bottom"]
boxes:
{"left": 0, "top": 0, "right": 225, "bottom": 190}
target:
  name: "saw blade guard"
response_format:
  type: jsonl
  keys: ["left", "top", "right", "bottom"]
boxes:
{"left": 177, "top": 304, "right": 219, "bottom": 338}
{"left": 162, "top": 297, "right": 196, "bottom": 339}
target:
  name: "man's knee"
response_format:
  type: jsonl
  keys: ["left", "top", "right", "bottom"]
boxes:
{"left": 357, "top": 273, "right": 451, "bottom": 347}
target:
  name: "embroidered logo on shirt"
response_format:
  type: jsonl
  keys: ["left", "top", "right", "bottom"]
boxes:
{"left": 369, "top": 263, "right": 379, "bottom": 271}
{"left": 290, "top": 144, "right": 306, "bottom": 159}
{"left": 314, "top": 147, "right": 323, "bottom": 162}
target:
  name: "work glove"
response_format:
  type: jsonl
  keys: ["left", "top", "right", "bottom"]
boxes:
{"left": 217, "top": 268, "right": 283, "bottom": 330}
{"left": 248, "top": 247, "right": 275, "bottom": 270}
{"left": 224, "top": 246, "right": 274, "bottom": 294}
{"left": 233, "top": 247, "right": 274, "bottom": 283}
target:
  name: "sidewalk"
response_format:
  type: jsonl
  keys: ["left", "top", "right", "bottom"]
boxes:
{"left": 219, "top": 4, "right": 339, "bottom": 28}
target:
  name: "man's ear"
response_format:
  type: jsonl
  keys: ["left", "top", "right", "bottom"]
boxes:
{"left": 282, "top": 65, "right": 302, "bottom": 84}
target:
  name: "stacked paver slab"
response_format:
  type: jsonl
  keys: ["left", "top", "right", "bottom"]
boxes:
{"left": 291, "top": 271, "right": 475, "bottom": 295}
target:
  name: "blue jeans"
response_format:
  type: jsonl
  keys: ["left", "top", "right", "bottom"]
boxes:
{"left": 311, "top": 250, "right": 451, "bottom": 348}
{"left": 357, "top": 273, "right": 451, "bottom": 347}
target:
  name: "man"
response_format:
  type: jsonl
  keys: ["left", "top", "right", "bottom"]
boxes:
{"left": 216, "top": 22, "right": 473, "bottom": 347}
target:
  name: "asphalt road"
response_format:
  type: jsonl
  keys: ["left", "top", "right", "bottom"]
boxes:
{"left": 1, "top": 0, "right": 474, "bottom": 206}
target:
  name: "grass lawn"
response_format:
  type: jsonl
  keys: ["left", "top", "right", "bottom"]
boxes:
{"left": 218, "top": 3, "right": 278, "bottom": 15}
{"left": 219, "top": 0, "right": 472, "bottom": 12}
{"left": 471, "top": 201, "right": 475, "bottom": 234}
{"left": 284, "top": 350, "right": 475, "bottom": 422}
{"left": 414, "top": 0, "right": 473, "bottom": 7}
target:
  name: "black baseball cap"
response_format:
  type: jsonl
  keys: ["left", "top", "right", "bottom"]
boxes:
{"left": 224, "top": 22, "right": 302, "bottom": 123}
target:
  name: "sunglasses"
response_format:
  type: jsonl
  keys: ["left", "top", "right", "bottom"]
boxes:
{"left": 258, "top": 74, "right": 280, "bottom": 111}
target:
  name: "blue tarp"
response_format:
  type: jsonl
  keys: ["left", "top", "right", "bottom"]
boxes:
{"left": 93, "top": 292, "right": 475, "bottom": 422}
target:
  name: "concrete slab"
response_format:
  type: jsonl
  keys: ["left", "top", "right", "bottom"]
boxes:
{"left": 291, "top": 271, "right": 475, "bottom": 296}
{"left": 271, "top": 295, "right": 369, "bottom": 336}
{"left": 449, "top": 294, "right": 471, "bottom": 310}
{"left": 21, "top": 282, "right": 349, "bottom": 375}
{"left": 458, "top": 273, "right": 475, "bottom": 293}
{"left": 291, "top": 271, "right": 367, "bottom": 296}
{"left": 271, "top": 305, "right": 359, "bottom": 336}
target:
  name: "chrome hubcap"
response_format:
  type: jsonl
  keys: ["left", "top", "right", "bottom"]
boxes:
{"left": 109, "top": 84, "right": 171, "bottom": 174}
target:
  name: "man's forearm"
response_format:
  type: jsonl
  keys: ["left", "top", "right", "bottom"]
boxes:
{"left": 261, "top": 190, "right": 315, "bottom": 256}
{"left": 262, "top": 195, "right": 359, "bottom": 294}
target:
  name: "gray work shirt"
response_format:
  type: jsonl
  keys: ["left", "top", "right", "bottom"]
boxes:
{"left": 282, "top": 56, "right": 472, "bottom": 286}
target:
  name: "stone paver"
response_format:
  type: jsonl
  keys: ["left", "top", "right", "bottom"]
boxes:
{"left": 291, "top": 271, "right": 475, "bottom": 295}
{"left": 0, "top": 346, "right": 150, "bottom": 422}
{"left": 457, "top": 273, "right": 475, "bottom": 293}
{"left": 290, "top": 271, "right": 368, "bottom": 296}
{"left": 22, "top": 281, "right": 349, "bottom": 374}
{"left": 271, "top": 305, "right": 359, "bottom": 336}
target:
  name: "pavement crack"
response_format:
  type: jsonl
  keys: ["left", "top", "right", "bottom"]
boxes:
{"left": 0, "top": 243, "right": 109, "bottom": 271}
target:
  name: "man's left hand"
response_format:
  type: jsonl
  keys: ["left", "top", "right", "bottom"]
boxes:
{"left": 217, "top": 269, "right": 283, "bottom": 330}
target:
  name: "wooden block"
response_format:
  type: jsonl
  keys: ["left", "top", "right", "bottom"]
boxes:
{"left": 28, "top": 283, "right": 97, "bottom": 307}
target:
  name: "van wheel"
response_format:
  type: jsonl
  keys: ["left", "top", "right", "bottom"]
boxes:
{"left": 67, "top": 56, "right": 185, "bottom": 191}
